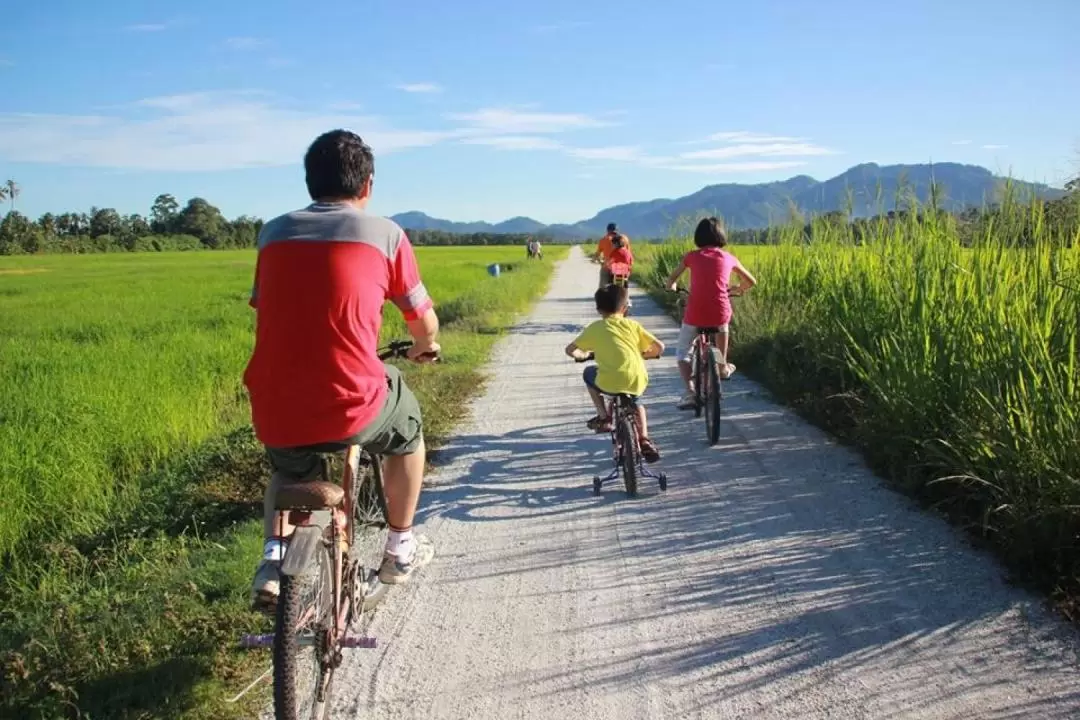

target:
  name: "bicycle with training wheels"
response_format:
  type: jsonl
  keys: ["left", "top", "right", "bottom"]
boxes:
{"left": 672, "top": 288, "right": 731, "bottom": 446}
{"left": 238, "top": 339, "right": 438, "bottom": 720}
{"left": 574, "top": 352, "right": 666, "bottom": 497}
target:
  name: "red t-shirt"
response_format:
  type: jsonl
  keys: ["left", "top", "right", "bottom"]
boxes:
{"left": 682, "top": 247, "right": 738, "bottom": 328}
{"left": 243, "top": 203, "right": 433, "bottom": 448}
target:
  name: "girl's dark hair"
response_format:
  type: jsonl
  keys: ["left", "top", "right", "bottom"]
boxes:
{"left": 693, "top": 216, "right": 728, "bottom": 248}
{"left": 611, "top": 233, "right": 624, "bottom": 249}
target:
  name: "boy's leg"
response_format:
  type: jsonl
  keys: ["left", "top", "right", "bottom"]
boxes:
{"left": 634, "top": 403, "right": 661, "bottom": 462}
{"left": 583, "top": 366, "right": 612, "bottom": 431}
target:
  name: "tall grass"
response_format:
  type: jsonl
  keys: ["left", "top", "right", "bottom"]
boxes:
{"left": 635, "top": 199, "right": 1080, "bottom": 609}
{"left": 0, "top": 246, "right": 565, "bottom": 719}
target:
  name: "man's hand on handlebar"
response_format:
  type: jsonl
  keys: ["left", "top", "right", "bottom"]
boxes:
{"left": 407, "top": 338, "right": 441, "bottom": 364}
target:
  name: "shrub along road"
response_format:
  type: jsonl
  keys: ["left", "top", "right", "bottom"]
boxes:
{"left": 315, "top": 247, "right": 1080, "bottom": 719}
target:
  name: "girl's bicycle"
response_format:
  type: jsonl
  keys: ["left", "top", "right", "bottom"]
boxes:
{"left": 672, "top": 289, "right": 730, "bottom": 446}
{"left": 575, "top": 353, "right": 667, "bottom": 497}
{"left": 239, "top": 339, "right": 437, "bottom": 720}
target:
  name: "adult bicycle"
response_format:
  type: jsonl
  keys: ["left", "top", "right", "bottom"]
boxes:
{"left": 574, "top": 352, "right": 666, "bottom": 497}
{"left": 672, "top": 288, "right": 730, "bottom": 446}
{"left": 239, "top": 339, "right": 437, "bottom": 720}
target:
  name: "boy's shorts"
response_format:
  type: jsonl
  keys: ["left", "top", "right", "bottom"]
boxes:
{"left": 676, "top": 322, "right": 729, "bottom": 363}
{"left": 583, "top": 365, "right": 640, "bottom": 401}
{"left": 265, "top": 364, "right": 423, "bottom": 480}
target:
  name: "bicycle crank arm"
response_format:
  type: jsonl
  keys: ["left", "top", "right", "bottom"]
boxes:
{"left": 238, "top": 633, "right": 377, "bottom": 649}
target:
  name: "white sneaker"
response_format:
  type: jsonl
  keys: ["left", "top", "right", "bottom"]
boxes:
{"left": 721, "top": 363, "right": 736, "bottom": 379}
{"left": 677, "top": 393, "right": 698, "bottom": 410}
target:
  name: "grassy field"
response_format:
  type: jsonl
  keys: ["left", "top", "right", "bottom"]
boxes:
{"left": 634, "top": 207, "right": 1080, "bottom": 618}
{"left": 0, "top": 245, "right": 566, "bottom": 719}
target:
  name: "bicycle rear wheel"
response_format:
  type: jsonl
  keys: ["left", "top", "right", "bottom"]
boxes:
{"left": 693, "top": 339, "right": 706, "bottom": 419}
{"left": 705, "top": 348, "right": 723, "bottom": 446}
{"left": 351, "top": 454, "right": 389, "bottom": 614}
{"left": 618, "top": 413, "right": 639, "bottom": 497}
{"left": 274, "top": 535, "right": 334, "bottom": 720}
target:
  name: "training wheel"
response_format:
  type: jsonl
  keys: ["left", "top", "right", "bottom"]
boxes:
{"left": 658, "top": 473, "right": 668, "bottom": 491}
{"left": 592, "top": 477, "right": 602, "bottom": 495}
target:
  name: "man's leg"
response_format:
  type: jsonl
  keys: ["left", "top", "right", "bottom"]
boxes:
{"left": 252, "top": 448, "right": 322, "bottom": 611}
{"left": 355, "top": 364, "right": 435, "bottom": 585}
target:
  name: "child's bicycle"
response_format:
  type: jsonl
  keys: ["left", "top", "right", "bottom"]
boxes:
{"left": 238, "top": 339, "right": 438, "bottom": 720}
{"left": 672, "top": 288, "right": 731, "bottom": 446}
{"left": 574, "top": 353, "right": 667, "bottom": 497}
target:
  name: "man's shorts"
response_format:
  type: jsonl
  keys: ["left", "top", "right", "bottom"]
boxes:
{"left": 676, "top": 322, "right": 729, "bottom": 363}
{"left": 265, "top": 364, "right": 423, "bottom": 480}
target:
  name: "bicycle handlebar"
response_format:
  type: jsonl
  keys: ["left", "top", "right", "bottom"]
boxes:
{"left": 574, "top": 351, "right": 660, "bottom": 363}
{"left": 377, "top": 340, "right": 441, "bottom": 362}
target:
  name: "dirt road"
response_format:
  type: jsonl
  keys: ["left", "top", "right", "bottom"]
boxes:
{"left": 327, "top": 247, "right": 1080, "bottom": 719}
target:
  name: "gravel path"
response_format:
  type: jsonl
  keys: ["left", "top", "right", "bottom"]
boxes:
{"left": 327, "top": 247, "right": 1080, "bottom": 719}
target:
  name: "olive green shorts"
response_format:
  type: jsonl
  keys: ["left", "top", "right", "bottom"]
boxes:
{"left": 265, "top": 364, "right": 423, "bottom": 480}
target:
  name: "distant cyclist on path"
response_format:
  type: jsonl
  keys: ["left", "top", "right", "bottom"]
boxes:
{"left": 594, "top": 222, "right": 632, "bottom": 288}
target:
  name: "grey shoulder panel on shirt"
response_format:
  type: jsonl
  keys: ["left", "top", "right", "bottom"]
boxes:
{"left": 257, "top": 204, "right": 404, "bottom": 258}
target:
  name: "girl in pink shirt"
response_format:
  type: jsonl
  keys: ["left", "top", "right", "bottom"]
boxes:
{"left": 665, "top": 217, "right": 758, "bottom": 409}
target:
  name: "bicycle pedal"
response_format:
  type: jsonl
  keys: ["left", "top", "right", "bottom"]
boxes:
{"left": 340, "top": 635, "right": 378, "bottom": 649}
{"left": 239, "top": 634, "right": 274, "bottom": 649}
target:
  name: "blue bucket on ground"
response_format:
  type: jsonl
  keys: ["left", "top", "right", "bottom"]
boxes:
{"left": 487, "top": 263, "right": 501, "bottom": 278}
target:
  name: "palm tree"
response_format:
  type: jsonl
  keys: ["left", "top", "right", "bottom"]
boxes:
{"left": 4, "top": 180, "right": 18, "bottom": 212}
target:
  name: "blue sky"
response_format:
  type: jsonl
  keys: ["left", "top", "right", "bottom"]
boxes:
{"left": 1, "top": 0, "right": 1077, "bottom": 224}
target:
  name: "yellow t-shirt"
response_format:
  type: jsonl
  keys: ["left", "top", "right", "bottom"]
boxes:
{"left": 573, "top": 315, "right": 658, "bottom": 396}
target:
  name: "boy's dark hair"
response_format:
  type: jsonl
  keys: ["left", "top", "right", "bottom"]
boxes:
{"left": 595, "top": 283, "right": 629, "bottom": 315}
{"left": 693, "top": 216, "right": 728, "bottom": 248}
{"left": 304, "top": 129, "right": 375, "bottom": 201}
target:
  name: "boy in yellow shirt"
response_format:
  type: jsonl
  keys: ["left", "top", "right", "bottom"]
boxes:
{"left": 565, "top": 284, "right": 664, "bottom": 463}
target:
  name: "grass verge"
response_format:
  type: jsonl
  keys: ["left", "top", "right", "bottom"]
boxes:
{"left": 0, "top": 246, "right": 566, "bottom": 719}
{"left": 633, "top": 204, "right": 1080, "bottom": 620}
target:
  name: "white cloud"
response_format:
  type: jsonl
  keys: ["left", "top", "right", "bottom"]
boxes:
{"left": 952, "top": 140, "right": 973, "bottom": 146}
{"left": 680, "top": 141, "right": 837, "bottom": 160}
{"left": 655, "top": 161, "right": 810, "bottom": 173}
{"left": 225, "top": 37, "right": 268, "bottom": 51}
{"left": 706, "top": 131, "right": 806, "bottom": 144}
{"left": 449, "top": 107, "right": 611, "bottom": 134}
{"left": 0, "top": 91, "right": 455, "bottom": 172}
{"left": 982, "top": 144, "right": 1008, "bottom": 150}
{"left": 567, "top": 146, "right": 644, "bottom": 162}
{"left": 124, "top": 23, "right": 169, "bottom": 32}
{"left": 396, "top": 82, "right": 443, "bottom": 94}
{"left": 0, "top": 58, "right": 13, "bottom": 68}
{"left": 464, "top": 136, "right": 564, "bottom": 151}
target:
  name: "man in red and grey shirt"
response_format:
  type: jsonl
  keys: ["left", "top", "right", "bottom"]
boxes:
{"left": 244, "top": 129, "right": 439, "bottom": 611}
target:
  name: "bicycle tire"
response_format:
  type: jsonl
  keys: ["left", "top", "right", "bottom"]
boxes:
{"left": 351, "top": 456, "right": 389, "bottom": 613}
{"left": 705, "top": 348, "right": 722, "bottom": 446}
{"left": 693, "top": 339, "right": 706, "bottom": 419}
{"left": 274, "top": 535, "right": 334, "bottom": 720}
{"left": 618, "top": 413, "right": 639, "bottom": 497}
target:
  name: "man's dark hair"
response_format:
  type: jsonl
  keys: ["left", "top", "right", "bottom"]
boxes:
{"left": 606, "top": 222, "right": 617, "bottom": 233}
{"left": 693, "top": 216, "right": 728, "bottom": 248}
{"left": 304, "top": 130, "right": 375, "bottom": 201}
{"left": 595, "top": 283, "right": 629, "bottom": 315}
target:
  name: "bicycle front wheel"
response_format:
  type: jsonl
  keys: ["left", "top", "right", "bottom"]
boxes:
{"left": 274, "top": 535, "right": 335, "bottom": 720}
{"left": 618, "top": 414, "right": 639, "bottom": 497}
{"left": 705, "top": 348, "right": 723, "bottom": 446}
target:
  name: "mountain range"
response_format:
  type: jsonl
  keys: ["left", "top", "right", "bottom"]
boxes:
{"left": 391, "top": 162, "right": 1064, "bottom": 239}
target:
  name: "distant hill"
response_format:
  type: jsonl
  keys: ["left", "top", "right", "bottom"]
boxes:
{"left": 391, "top": 162, "right": 1064, "bottom": 239}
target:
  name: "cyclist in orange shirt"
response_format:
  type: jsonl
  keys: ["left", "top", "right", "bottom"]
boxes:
{"left": 595, "top": 222, "right": 632, "bottom": 288}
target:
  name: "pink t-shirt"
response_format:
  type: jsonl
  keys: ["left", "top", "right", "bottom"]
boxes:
{"left": 683, "top": 247, "right": 738, "bottom": 327}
